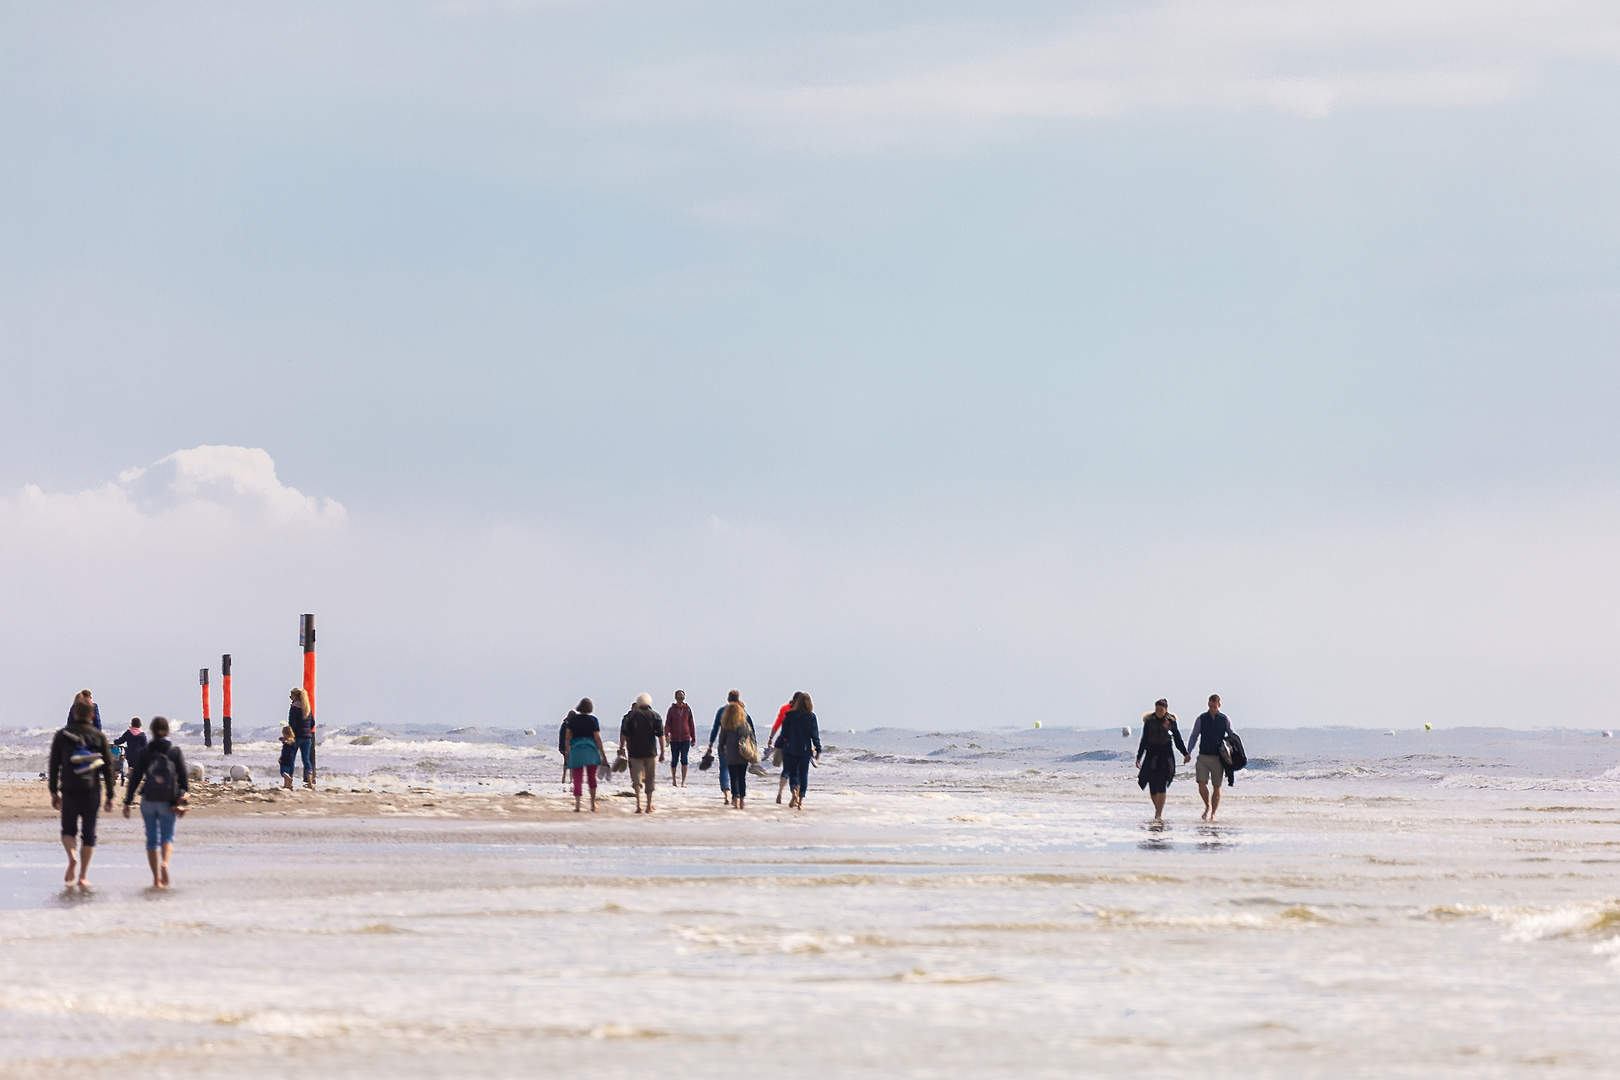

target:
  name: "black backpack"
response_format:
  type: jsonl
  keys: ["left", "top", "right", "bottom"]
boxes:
{"left": 62, "top": 729, "right": 105, "bottom": 793}
{"left": 142, "top": 745, "right": 180, "bottom": 803}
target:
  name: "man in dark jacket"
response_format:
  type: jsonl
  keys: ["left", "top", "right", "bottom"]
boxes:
{"left": 620, "top": 694, "right": 666, "bottom": 814}
{"left": 665, "top": 690, "right": 695, "bottom": 788}
{"left": 49, "top": 699, "right": 115, "bottom": 888}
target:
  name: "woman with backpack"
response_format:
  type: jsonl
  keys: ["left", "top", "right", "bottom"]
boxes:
{"left": 777, "top": 692, "right": 822, "bottom": 810}
{"left": 562, "top": 698, "right": 606, "bottom": 812}
{"left": 717, "top": 700, "right": 758, "bottom": 810}
{"left": 122, "top": 715, "right": 189, "bottom": 890}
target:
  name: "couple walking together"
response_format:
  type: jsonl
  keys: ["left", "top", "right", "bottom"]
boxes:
{"left": 1135, "top": 694, "right": 1238, "bottom": 822}
{"left": 706, "top": 690, "right": 821, "bottom": 810}
{"left": 49, "top": 700, "right": 189, "bottom": 890}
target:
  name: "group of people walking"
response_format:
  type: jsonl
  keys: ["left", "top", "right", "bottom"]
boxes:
{"left": 560, "top": 689, "right": 823, "bottom": 813}
{"left": 48, "top": 691, "right": 190, "bottom": 890}
{"left": 1134, "top": 694, "right": 1242, "bottom": 822}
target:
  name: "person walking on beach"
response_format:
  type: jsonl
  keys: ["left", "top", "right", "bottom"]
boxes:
{"left": 113, "top": 717, "right": 147, "bottom": 786}
{"left": 777, "top": 692, "right": 822, "bottom": 810}
{"left": 278, "top": 725, "right": 298, "bottom": 790}
{"left": 665, "top": 690, "right": 695, "bottom": 788}
{"left": 766, "top": 698, "right": 793, "bottom": 803}
{"left": 70, "top": 688, "right": 104, "bottom": 731}
{"left": 620, "top": 693, "right": 666, "bottom": 814}
{"left": 706, "top": 690, "right": 741, "bottom": 805}
{"left": 49, "top": 699, "right": 115, "bottom": 888}
{"left": 123, "top": 716, "right": 188, "bottom": 889}
{"left": 1186, "top": 695, "right": 1234, "bottom": 822}
{"left": 1134, "top": 698, "right": 1189, "bottom": 822}
{"left": 717, "top": 698, "right": 758, "bottom": 810}
{"left": 288, "top": 687, "right": 316, "bottom": 789}
{"left": 564, "top": 698, "right": 606, "bottom": 812}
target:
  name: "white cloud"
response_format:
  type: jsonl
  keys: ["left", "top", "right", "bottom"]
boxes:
{"left": 0, "top": 445, "right": 344, "bottom": 534}
{"left": 623, "top": 0, "right": 1620, "bottom": 140}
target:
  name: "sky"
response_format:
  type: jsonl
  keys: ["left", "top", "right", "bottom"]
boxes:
{"left": 2, "top": 1, "right": 1619, "bottom": 732}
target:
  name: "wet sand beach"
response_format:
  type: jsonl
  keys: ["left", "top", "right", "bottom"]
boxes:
{"left": 3, "top": 761, "right": 1620, "bottom": 1079}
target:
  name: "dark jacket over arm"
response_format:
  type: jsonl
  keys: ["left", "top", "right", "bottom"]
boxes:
{"left": 49, "top": 725, "right": 115, "bottom": 799}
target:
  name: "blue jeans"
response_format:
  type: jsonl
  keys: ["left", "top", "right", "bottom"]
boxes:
{"left": 141, "top": 801, "right": 177, "bottom": 851}
{"left": 296, "top": 737, "right": 314, "bottom": 773}
{"left": 669, "top": 741, "right": 691, "bottom": 768}
{"left": 716, "top": 748, "right": 730, "bottom": 791}
{"left": 783, "top": 753, "right": 812, "bottom": 797}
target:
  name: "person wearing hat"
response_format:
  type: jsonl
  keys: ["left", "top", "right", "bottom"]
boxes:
{"left": 665, "top": 690, "right": 695, "bottom": 788}
{"left": 1134, "top": 698, "right": 1189, "bottom": 822}
{"left": 620, "top": 693, "right": 666, "bottom": 813}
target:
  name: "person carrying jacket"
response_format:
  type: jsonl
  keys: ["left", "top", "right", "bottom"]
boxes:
{"left": 620, "top": 694, "right": 666, "bottom": 814}
{"left": 716, "top": 700, "right": 757, "bottom": 809}
{"left": 665, "top": 690, "right": 695, "bottom": 788}
{"left": 777, "top": 692, "right": 822, "bottom": 810}
{"left": 1185, "top": 695, "right": 1235, "bottom": 822}
{"left": 123, "top": 715, "right": 189, "bottom": 889}
{"left": 288, "top": 686, "right": 316, "bottom": 789}
{"left": 49, "top": 698, "right": 115, "bottom": 888}
{"left": 1134, "top": 698, "right": 1189, "bottom": 822}
{"left": 767, "top": 699, "right": 794, "bottom": 803}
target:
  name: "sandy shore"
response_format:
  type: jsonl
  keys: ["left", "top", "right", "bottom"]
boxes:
{"left": 4, "top": 776, "right": 1620, "bottom": 1078}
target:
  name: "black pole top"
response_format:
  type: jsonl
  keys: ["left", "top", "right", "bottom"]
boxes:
{"left": 222, "top": 654, "right": 232, "bottom": 676}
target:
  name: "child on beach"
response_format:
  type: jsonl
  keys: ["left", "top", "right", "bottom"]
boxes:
{"left": 278, "top": 725, "right": 297, "bottom": 790}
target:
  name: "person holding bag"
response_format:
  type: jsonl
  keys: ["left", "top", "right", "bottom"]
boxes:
{"left": 716, "top": 700, "right": 758, "bottom": 809}
{"left": 123, "top": 715, "right": 189, "bottom": 890}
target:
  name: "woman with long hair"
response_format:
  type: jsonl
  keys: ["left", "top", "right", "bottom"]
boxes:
{"left": 288, "top": 687, "right": 316, "bottom": 789}
{"left": 563, "top": 698, "right": 606, "bottom": 812}
{"left": 716, "top": 700, "right": 757, "bottom": 810}
{"left": 777, "top": 692, "right": 822, "bottom": 810}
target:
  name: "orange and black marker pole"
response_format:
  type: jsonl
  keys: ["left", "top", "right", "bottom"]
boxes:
{"left": 221, "top": 653, "right": 233, "bottom": 756}
{"left": 200, "top": 667, "right": 211, "bottom": 747}
{"left": 300, "top": 614, "right": 316, "bottom": 773}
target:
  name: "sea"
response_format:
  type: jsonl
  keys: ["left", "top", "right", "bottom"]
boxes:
{"left": 1, "top": 722, "right": 1617, "bottom": 1078}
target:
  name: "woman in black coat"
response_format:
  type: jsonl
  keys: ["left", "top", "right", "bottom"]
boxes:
{"left": 776, "top": 692, "right": 822, "bottom": 810}
{"left": 1134, "top": 699, "right": 1189, "bottom": 822}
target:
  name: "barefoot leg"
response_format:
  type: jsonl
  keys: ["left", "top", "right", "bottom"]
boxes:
{"left": 1197, "top": 781, "right": 1211, "bottom": 820}
{"left": 77, "top": 845, "right": 95, "bottom": 888}
{"left": 159, "top": 843, "right": 172, "bottom": 887}
{"left": 1209, "top": 787, "right": 1221, "bottom": 822}
{"left": 147, "top": 849, "right": 162, "bottom": 888}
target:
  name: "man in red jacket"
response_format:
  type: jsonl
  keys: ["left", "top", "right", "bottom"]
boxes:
{"left": 665, "top": 690, "right": 696, "bottom": 787}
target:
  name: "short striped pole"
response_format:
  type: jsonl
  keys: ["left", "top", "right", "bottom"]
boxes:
{"left": 300, "top": 614, "right": 316, "bottom": 775}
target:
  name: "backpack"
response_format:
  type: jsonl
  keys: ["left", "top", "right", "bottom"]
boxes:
{"left": 558, "top": 717, "right": 572, "bottom": 755}
{"left": 142, "top": 746, "right": 180, "bottom": 803}
{"left": 63, "top": 730, "right": 105, "bottom": 791}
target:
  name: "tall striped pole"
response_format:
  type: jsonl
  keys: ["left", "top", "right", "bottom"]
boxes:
{"left": 200, "top": 667, "right": 211, "bottom": 748}
{"left": 300, "top": 614, "right": 316, "bottom": 775}
{"left": 221, "top": 653, "right": 233, "bottom": 756}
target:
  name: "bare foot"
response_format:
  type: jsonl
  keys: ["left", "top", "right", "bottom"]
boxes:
{"left": 1201, "top": 809, "right": 1209, "bottom": 821}
{"left": 634, "top": 806, "right": 643, "bottom": 814}
{"left": 646, "top": 804, "right": 655, "bottom": 813}
{"left": 160, "top": 865, "right": 170, "bottom": 887}
{"left": 77, "top": 877, "right": 93, "bottom": 888}
{"left": 64, "top": 858, "right": 76, "bottom": 884}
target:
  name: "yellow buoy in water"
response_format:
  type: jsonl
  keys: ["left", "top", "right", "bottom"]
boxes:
{"left": 1424, "top": 723, "right": 1432, "bottom": 731}
{"left": 1034, "top": 720, "right": 1042, "bottom": 729}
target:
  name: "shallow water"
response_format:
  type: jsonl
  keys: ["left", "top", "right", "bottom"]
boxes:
{"left": 3, "top": 727, "right": 1619, "bottom": 1077}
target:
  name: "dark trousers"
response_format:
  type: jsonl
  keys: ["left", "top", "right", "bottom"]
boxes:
{"left": 782, "top": 753, "right": 811, "bottom": 796}
{"left": 60, "top": 788, "right": 101, "bottom": 847}
{"left": 728, "top": 763, "right": 748, "bottom": 799}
